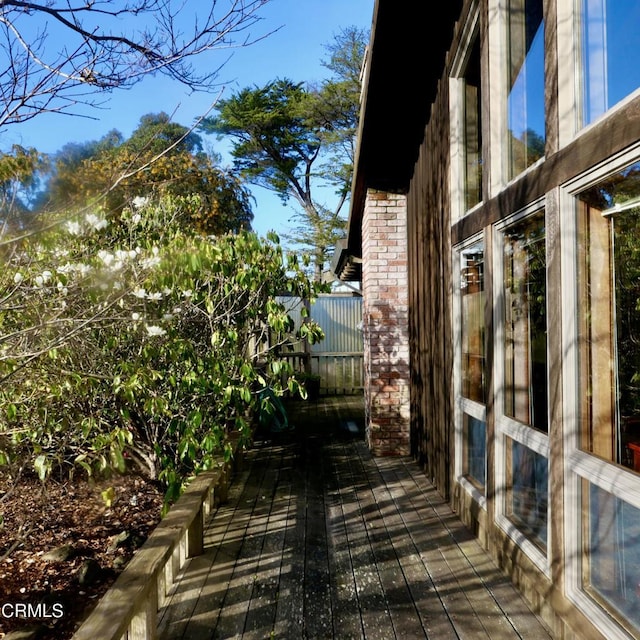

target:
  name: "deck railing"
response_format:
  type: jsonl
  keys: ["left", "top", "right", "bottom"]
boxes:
{"left": 71, "top": 436, "right": 242, "bottom": 640}
{"left": 312, "top": 352, "right": 364, "bottom": 394}
{"left": 281, "top": 352, "right": 364, "bottom": 394}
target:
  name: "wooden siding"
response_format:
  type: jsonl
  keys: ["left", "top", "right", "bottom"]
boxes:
{"left": 407, "top": 73, "right": 455, "bottom": 498}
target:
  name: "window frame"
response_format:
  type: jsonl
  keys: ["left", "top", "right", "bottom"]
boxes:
{"left": 561, "top": 143, "right": 640, "bottom": 640}
{"left": 453, "top": 232, "right": 488, "bottom": 505}
{"left": 488, "top": 0, "right": 547, "bottom": 192}
{"left": 556, "top": 0, "right": 640, "bottom": 147}
{"left": 579, "top": 0, "right": 640, "bottom": 127}
{"left": 493, "top": 199, "right": 550, "bottom": 574}
{"left": 450, "top": 4, "right": 483, "bottom": 223}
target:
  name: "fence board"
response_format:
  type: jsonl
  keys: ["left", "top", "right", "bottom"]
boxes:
{"left": 276, "top": 295, "right": 364, "bottom": 395}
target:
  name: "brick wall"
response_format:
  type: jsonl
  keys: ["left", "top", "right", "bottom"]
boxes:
{"left": 361, "top": 190, "right": 410, "bottom": 455}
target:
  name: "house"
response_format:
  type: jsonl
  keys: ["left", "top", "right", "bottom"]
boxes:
{"left": 333, "top": 1, "right": 640, "bottom": 638}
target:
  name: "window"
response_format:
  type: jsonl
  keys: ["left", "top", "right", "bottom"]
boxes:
{"left": 581, "top": 0, "right": 640, "bottom": 125}
{"left": 460, "top": 241, "right": 487, "bottom": 489}
{"left": 562, "top": 152, "right": 640, "bottom": 639}
{"left": 462, "top": 243, "right": 486, "bottom": 404}
{"left": 463, "top": 32, "right": 483, "bottom": 210}
{"left": 450, "top": 7, "right": 483, "bottom": 220}
{"left": 507, "top": 438, "right": 548, "bottom": 547}
{"left": 502, "top": 211, "right": 547, "bottom": 433}
{"left": 494, "top": 206, "right": 549, "bottom": 565}
{"left": 464, "top": 414, "right": 487, "bottom": 488}
{"left": 576, "top": 161, "right": 640, "bottom": 469}
{"left": 506, "top": 0, "right": 545, "bottom": 178}
{"left": 583, "top": 482, "right": 640, "bottom": 630}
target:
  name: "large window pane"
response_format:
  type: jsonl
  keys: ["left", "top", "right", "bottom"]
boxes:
{"left": 507, "top": 438, "right": 548, "bottom": 547}
{"left": 582, "top": 0, "right": 640, "bottom": 125}
{"left": 507, "top": 0, "right": 545, "bottom": 179}
{"left": 464, "top": 32, "right": 483, "bottom": 210}
{"left": 584, "top": 482, "right": 640, "bottom": 630}
{"left": 461, "top": 242, "right": 486, "bottom": 403}
{"left": 577, "top": 162, "right": 640, "bottom": 470}
{"left": 460, "top": 241, "right": 486, "bottom": 489}
{"left": 503, "top": 212, "right": 548, "bottom": 432}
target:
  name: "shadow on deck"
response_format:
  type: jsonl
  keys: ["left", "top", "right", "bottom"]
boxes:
{"left": 158, "top": 395, "right": 552, "bottom": 640}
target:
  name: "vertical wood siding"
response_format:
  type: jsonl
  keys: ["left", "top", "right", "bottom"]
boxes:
{"left": 408, "top": 76, "right": 455, "bottom": 497}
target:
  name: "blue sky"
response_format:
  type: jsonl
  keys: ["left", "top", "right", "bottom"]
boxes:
{"left": 1, "top": 0, "right": 375, "bottom": 238}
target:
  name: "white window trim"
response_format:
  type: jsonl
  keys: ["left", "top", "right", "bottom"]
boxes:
{"left": 487, "top": 0, "right": 508, "bottom": 195}
{"left": 450, "top": 4, "right": 482, "bottom": 224}
{"left": 493, "top": 198, "right": 550, "bottom": 576}
{"left": 560, "top": 142, "right": 640, "bottom": 640}
{"left": 557, "top": 0, "right": 640, "bottom": 148}
{"left": 489, "top": 0, "right": 548, "bottom": 191}
{"left": 453, "top": 233, "right": 488, "bottom": 509}
{"left": 556, "top": 0, "right": 579, "bottom": 147}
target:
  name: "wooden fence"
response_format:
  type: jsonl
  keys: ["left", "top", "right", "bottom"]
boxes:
{"left": 277, "top": 295, "right": 364, "bottom": 395}
{"left": 281, "top": 352, "right": 364, "bottom": 395}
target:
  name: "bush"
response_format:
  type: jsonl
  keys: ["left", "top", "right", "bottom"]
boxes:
{"left": 0, "top": 196, "right": 324, "bottom": 504}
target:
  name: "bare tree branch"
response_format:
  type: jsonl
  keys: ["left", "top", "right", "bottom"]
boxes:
{"left": 0, "top": 0, "right": 273, "bottom": 127}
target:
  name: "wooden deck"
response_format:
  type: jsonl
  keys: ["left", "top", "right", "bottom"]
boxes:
{"left": 158, "top": 396, "right": 553, "bottom": 640}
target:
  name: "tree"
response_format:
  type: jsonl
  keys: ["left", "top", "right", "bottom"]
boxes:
{"left": 43, "top": 113, "right": 254, "bottom": 235}
{"left": 311, "top": 25, "right": 368, "bottom": 194}
{"left": 123, "top": 113, "right": 204, "bottom": 157}
{"left": 0, "top": 0, "right": 271, "bottom": 128}
{"left": 0, "top": 145, "right": 48, "bottom": 236}
{"left": 200, "top": 26, "right": 368, "bottom": 281}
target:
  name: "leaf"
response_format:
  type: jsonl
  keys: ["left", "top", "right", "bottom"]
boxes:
{"left": 101, "top": 486, "right": 116, "bottom": 508}
{"left": 189, "top": 253, "right": 201, "bottom": 272}
{"left": 6, "top": 404, "right": 17, "bottom": 421}
{"left": 201, "top": 433, "right": 218, "bottom": 453}
{"left": 77, "top": 460, "right": 93, "bottom": 477}
{"left": 34, "top": 455, "right": 50, "bottom": 482}
{"left": 110, "top": 445, "right": 126, "bottom": 473}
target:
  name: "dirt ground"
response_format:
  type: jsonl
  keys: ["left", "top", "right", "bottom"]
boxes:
{"left": 0, "top": 470, "right": 163, "bottom": 639}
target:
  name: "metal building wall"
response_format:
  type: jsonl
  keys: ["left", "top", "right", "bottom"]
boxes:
{"left": 276, "top": 294, "right": 364, "bottom": 394}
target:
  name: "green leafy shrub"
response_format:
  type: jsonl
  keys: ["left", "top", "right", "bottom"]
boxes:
{"left": 0, "top": 196, "right": 323, "bottom": 504}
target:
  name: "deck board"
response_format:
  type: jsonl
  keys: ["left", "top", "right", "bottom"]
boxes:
{"left": 158, "top": 396, "right": 553, "bottom": 640}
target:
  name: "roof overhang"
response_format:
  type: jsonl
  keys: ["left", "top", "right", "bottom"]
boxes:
{"left": 330, "top": 237, "right": 362, "bottom": 281}
{"left": 335, "top": 0, "right": 462, "bottom": 280}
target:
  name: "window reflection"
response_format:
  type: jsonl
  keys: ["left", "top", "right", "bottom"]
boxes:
{"left": 463, "top": 32, "right": 482, "bottom": 210}
{"left": 507, "top": 439, "right": 548, "bottom": 547}
{"left": 461, "top": 241, "right": 486, "bottom": 489}
{"left": 578, "top": 162, "right": 640, "bottom": 470}
{"left": 584, "top": 482, "right": 640, "bottom": 629}
{"left": 461, "top": 243, "right": 486, "bottom": 403}
{"left": 503, "top": 212, "right": 548, "bottom": 432}
{"left": 464, "top": 413, "right": 486, "bottom": 488}
{"left": 582, "top": 0, "right": 640, "bottom": 125}
{"left": 507, "top": 0, "right": 545, "bottom": 178}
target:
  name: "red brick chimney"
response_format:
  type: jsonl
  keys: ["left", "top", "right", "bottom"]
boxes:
{"left": 361, "top": 190, "right": 410, "bottom": 455}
